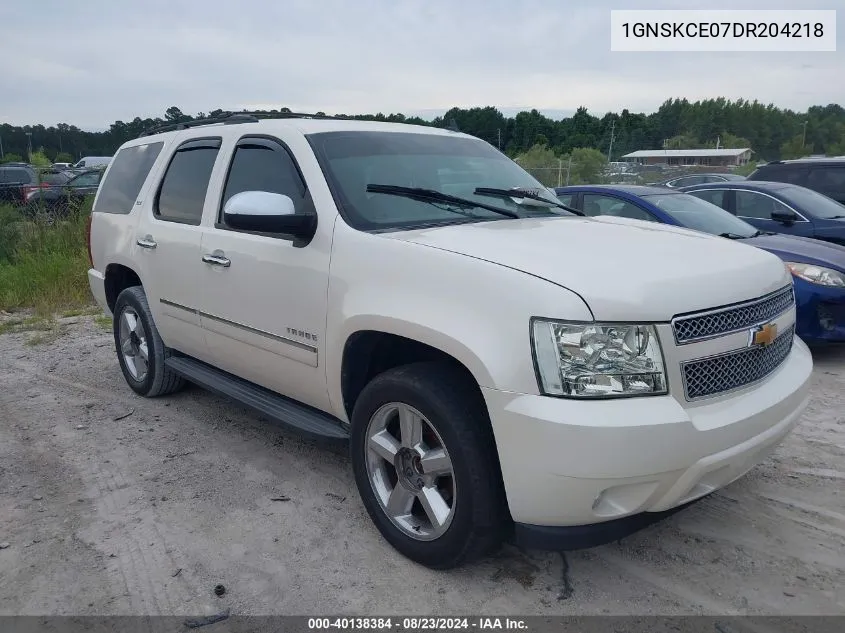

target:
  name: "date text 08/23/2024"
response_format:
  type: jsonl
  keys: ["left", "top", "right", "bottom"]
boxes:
{"left": 307, "top": 617, "right": 529, "bottom": 631}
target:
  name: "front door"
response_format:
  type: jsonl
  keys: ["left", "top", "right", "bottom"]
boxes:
{"left": 198, "top": 134, "right": 333, "bottom": 412}
{"left": 732, "top": 189, "right": 815, "bottom": 238}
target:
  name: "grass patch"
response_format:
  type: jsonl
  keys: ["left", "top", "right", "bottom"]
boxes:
{"left": 0, "top": 200, "right": 94, "bottom": 315}
{"left": 62, "top": 306, "right": 101, "bottom": 318}
{"left": 0, "top": 315, "right": 54, "bottom": 335}
{"left": 94, "top": 314, "right": 113, "bottom": 331}
{"left": 26, "top": 327, "right": 65, "bottom": 346}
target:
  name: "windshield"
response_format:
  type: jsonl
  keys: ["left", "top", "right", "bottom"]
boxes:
{"left": 777, "top": 185, "right": 845, "bottom": 219}
{"left": 643, "top": 193, "right": 759, "bottom": 238}
{"left": 308, "top": 131, "right": 566, "bottom": 230}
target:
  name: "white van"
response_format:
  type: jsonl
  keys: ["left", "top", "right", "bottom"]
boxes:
{"left": 73, "top": 156, "right": 112, "bottom": 169}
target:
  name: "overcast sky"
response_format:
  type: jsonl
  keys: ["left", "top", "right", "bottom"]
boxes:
{"left": 0, "top": 0, "right": 841, "bottom": 130}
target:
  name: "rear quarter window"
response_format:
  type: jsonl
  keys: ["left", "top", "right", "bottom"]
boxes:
{"left": 94, "top": 142, "right": 165, "bottom": 214}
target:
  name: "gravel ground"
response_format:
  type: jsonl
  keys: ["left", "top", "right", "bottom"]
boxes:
{"left": 0, "top": 315, "right": 843, "bottom": 617}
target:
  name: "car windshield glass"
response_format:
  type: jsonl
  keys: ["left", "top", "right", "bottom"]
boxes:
{"left": 643, "top": 193, "right": 758, "bottom": 238}
{"left": 308, "top": 131, "right": 566, "bottom": 230}
{"left": 778, "top": 185, "right": 845, "bottom": 219}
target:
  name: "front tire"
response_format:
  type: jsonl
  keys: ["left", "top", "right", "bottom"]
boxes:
{"left": 113, "top": 286, "right": 185, "bottom": 397}
{"left": 350, "top": 362, "right": 508, "bottom": 569}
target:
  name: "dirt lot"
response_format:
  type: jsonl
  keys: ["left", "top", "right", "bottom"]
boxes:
{"left": 0, "top": 315, "right": 843, "bottom": 617}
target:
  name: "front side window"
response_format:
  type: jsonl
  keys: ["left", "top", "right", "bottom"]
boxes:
{"left": 735, "top": 190, "right": 793, "bottom": 220}
{"left": 556, "top": 192, "right": 575, "bottom": 208}
{"left": 95, "top": 142, "right": 164, "bottom": 214}
{"left": 220, "top": 138, "right": 309, "bottom": 220}
{"left": 778, "top": 184, "right": 845, "bottom": 219}
{"left": 583, "top": 193, "right": 656, "bottom": 222}
{"left": 643, "top": 193, "right": 758, "bottom": 238}
{"left": 71, "top": 172, "right": 100, "bottom": 187}
{"left": 308, "top": 131, "right": 565, "bottom": 231}
{"left": 155, "top": 139, "right": 220, "bottom": 225}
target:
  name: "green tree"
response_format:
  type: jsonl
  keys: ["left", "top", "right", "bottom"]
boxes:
{"left": 1, "top": 153, "right": 24, "bottom": 163}
{"left": 569, "top": 148, "right": 607, "bottom": 184}
{"left": 780, "top": 135, "right": 807, "bottom": 159}
{"left": 54, "top": 152, "right": 74, "bottom": 163}
{"left": 29, "top": 150, "right": 51, "bottom": 167}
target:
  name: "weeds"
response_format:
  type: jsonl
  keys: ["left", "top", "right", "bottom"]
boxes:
{"left": 0, "top": 199, "right": 94, "bottom": 315}
{"left": 0, "top": 316, "right": 53, "bottom": 335}
{"left": 94, "top": 314, "right": 112, "bottom": 331}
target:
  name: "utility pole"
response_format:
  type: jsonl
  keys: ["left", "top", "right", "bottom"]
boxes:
{"left": 497, "top": 128, "right": 502, "bottom": 150}
{"left": 557, "top": 158, "right": 563, "bottom": 187}
{"left": 802, "top": 120, "right": 808, "bottom": 149}
{"left": 606, "top": 120, "right": 616, "bottom": 163}
{"left": 0, "top": 135, "right": 4, "bottom": 159}
{"left": 716, "top": 136, "right": 720, "bottom": 150}
{"left": 565, "top": 155, "right": 573, "bottom": 186}
{"left": 25, "top": 132, "right": 33, "bottom": 161}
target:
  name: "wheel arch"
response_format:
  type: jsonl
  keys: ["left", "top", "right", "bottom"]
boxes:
{"left": 104, "top": 263, "right": 143, "bottom": 312}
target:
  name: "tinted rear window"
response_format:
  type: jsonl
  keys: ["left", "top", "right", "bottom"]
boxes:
{"left": 0, "top": 168, "right": 33, "bottom": 184}
{"left": 750, "top": 165, "right": 809, "bottom": 185}
{"left": 40, "top": 172, "right": 70, "bottom": 185}
{"left": 94, "top": 142, "right": 164, "bottom": 214}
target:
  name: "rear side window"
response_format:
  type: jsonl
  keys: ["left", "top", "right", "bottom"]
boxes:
{"left": 807, "top": 166, "right": 845, "bottom": 191}
{"left": 1, "top": 169, "right": 33, "bottom": 184}
{"left": 155, "top": 138, "right": 221, "bottom": 225}
{"left": 752, "top": 166, "right": 809, "bottom": 186}
{"left": 94, "top": 142, "right": 164, "bottom": 214}
{"left": 689, "top": 188, "right": 727, "bottom": 209}
{"left": 219, "top": 137, "right": 310, "bottom": 221}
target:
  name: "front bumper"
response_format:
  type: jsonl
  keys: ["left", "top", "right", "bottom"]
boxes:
{"left": 483, "top": 336, "right": 813, "bottom": 547}
{"left": 793, "top": 277, "right": 845, "bottom": 343}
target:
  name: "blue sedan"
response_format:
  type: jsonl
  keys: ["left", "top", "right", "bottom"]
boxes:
{"left": 678, "top": 181, "right": 845, "bottom": 246}
{"left": 554, "top": 185, "right": 845, "bottom": 344}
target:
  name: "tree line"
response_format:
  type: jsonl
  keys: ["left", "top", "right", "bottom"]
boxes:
{"left": 1, "top": 98, "right": 844, "bottom": 165}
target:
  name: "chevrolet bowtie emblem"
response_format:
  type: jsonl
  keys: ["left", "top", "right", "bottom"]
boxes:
{"left": 750, "top": 322, "right": 778, "bottom": 348}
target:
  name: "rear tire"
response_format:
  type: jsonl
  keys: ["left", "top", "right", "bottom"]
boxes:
{"left": 113, "top": 286, "right": 185, "bottom": 397}
{"left": 350, "top": 362, "right": 508, "bottom": 569}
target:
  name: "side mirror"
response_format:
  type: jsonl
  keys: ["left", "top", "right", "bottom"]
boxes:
{"left": 223, "top": 191, "right": 316, "bottom": 239}
{"left": 771, "top": 209, "right": 798, "bottom": 225}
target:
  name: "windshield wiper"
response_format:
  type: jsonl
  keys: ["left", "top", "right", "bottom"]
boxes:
{"left": 473, "top": 187, "right": 585, "bottom": 216}
{"left": 366, "top": 184, "right": 519, "bottom": 219}
{"left": 719, "top": 232, "right": 748, "bottom": 240}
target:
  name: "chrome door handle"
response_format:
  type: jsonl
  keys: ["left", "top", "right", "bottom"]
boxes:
{"left": 136, "top": 236, "right": 157, "bottom": 249}
{"left": 202, "top": 253, "right": 231, "bottom": 268}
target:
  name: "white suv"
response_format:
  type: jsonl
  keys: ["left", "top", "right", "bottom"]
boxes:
{"left": 87, "top": 113, "right": 813, "bottom": 569}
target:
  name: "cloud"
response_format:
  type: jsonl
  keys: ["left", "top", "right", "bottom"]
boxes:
{"left": 0, "top": 0, "right": 841, "bottom": 129}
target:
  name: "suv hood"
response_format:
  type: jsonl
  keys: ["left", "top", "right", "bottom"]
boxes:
{"left": 384, "top": 216, "right": 791, "bottom": 321}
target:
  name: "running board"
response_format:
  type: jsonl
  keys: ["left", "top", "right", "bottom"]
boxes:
{"left": 165, "top": 356, "right": 349, "bottom": 446}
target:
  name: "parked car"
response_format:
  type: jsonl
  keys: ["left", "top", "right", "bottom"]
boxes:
{"left": 52, "top": 162, "right": 73, "bottom": 170}
{"left": 73, "top": 156, "right": 112, "bottom": 169}
{"left": 678, "top": 181, "right": 845, "bottom": 246}
{"left": 555, "top": 184, "right": 845, "bottom": 344}
{"left": 25, "top": 169, "right": 102, "bottom": 213}
{"left": 88, "top": 115, "right": 812, "bottom": 568}
{"left": 748, "top": 158, "right": 845, "bottom": 205}
{"left": 654, "top": 173, "right": 747, "bottom": 188}
{"left": 0, "top": 165, "right": 66, "bottom": 206}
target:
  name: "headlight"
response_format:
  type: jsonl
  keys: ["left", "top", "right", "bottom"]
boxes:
{"left": 786, "top": 262, "right": 845, "bottom": 287}
{"left": 531, "top": 320, "right": 668, "bottom": 398}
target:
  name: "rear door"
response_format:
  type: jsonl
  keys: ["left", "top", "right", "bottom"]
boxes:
{"left": 133, "top": 136, "right": 223, "bottom": 361}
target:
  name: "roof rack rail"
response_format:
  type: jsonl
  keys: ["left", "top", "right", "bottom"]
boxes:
{"left": 137, "top": 110, "right": 354, "bottom": 138}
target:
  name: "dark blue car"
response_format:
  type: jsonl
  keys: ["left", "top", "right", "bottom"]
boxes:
{"left": 677, "top": 181, "right": 845, "bottom": 246}
{"left": 554, "top": 185, "right": 845, "bottom": 344}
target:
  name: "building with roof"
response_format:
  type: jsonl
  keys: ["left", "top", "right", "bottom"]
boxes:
{"left": 621, "top": 148, "right": 753, "bottom": 167}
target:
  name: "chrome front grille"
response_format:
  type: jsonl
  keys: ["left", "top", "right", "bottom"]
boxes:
{"left": 672, "top": 286, "right": 795, "bottom": 344}
{"left": 681, "top": 324, "right": 795, "bottom": 400}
